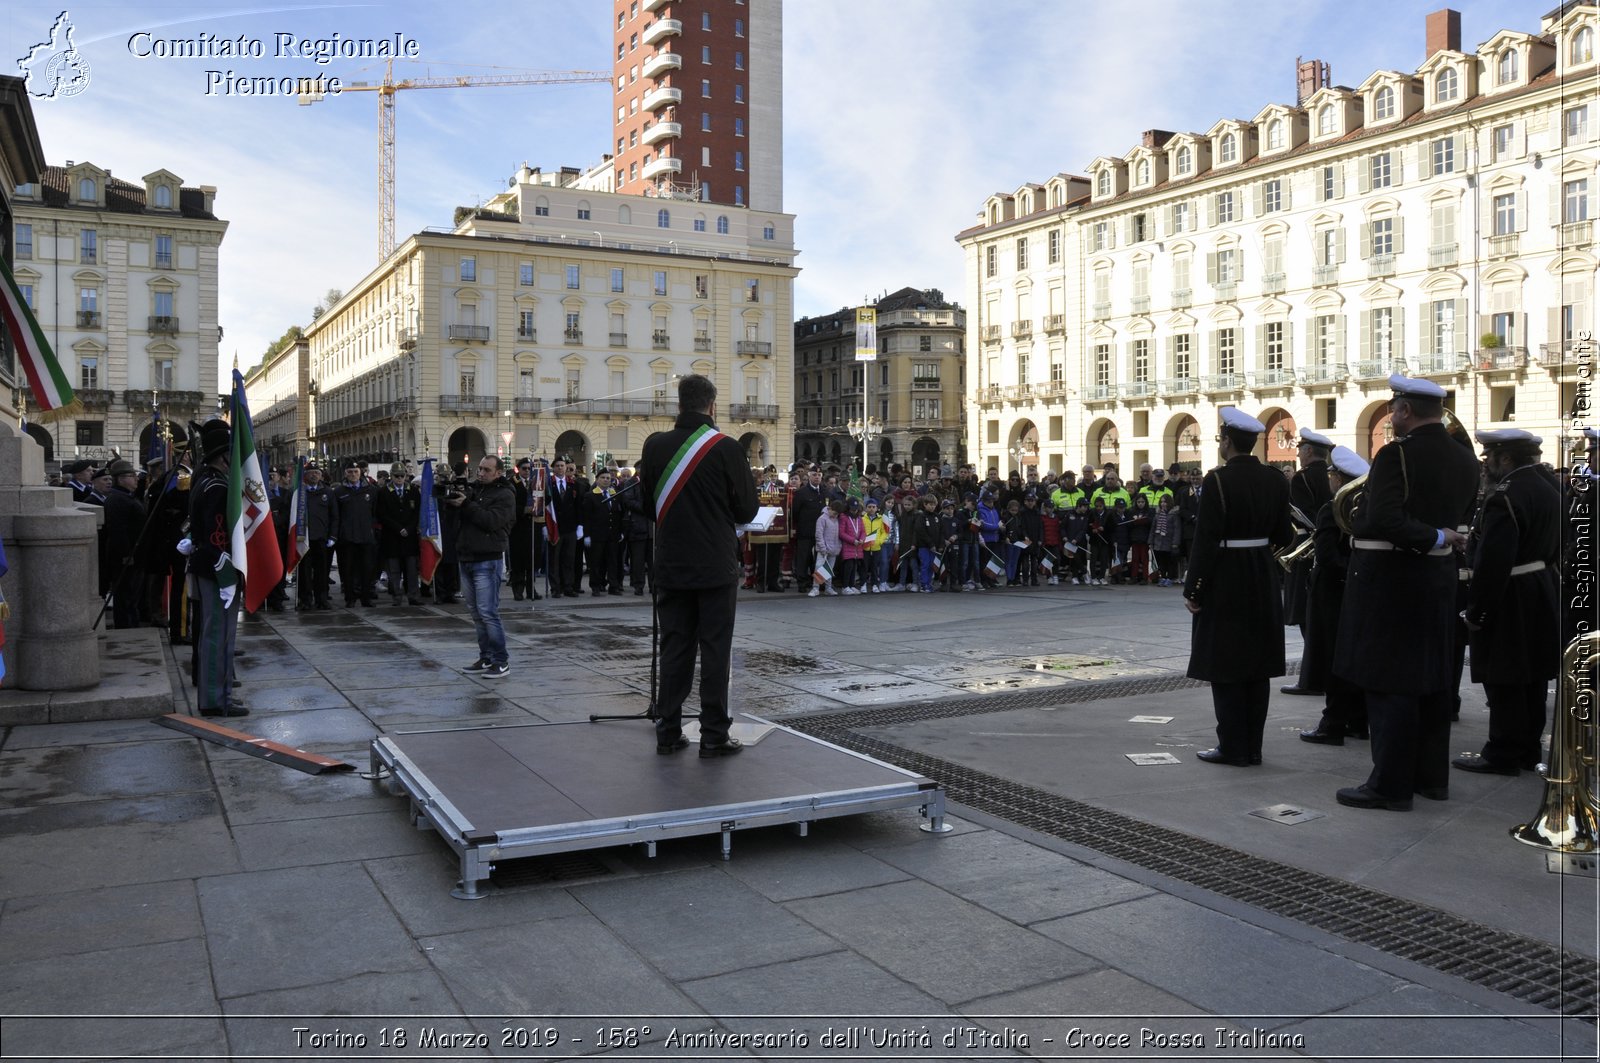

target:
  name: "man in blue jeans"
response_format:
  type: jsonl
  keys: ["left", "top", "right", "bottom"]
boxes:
{"left": 447, "top": 455, "right": 517, "bottom": 679}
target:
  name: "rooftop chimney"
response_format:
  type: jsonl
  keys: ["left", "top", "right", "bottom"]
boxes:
{"left": 1142, "top": 129, "right": 1176, "bottom": 150}
{"left": 1296, "top": 58, "right": 1330, "bottom": 104}
{"left": 1427, "top": 9, "right": 1461, "bottom": 60}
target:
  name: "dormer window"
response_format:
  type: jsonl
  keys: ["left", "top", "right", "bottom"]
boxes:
{"left": 1136, "top": 159, "right": 1149, "bottom": 185}
{"left": 1574, "top": 26, "right": 1594, "bottom": 64}
{"left": 1097, "top": 170, "right": 1111, "bottom": 197}
{"left": 1219, "top": 133, "right": 1237, "bottom": 164}
{"left": 1266, "top": 120, "right": 1284, "bottom": 151}
{"left": 1374, "top": 85, "right": 1395, "bottom": 121}
{"left": 1317, "top": 106, "right": 1336, "bottom": 136}
{"left": 153, "top": 185, "right": 172, "bottom": 209}
{"left": 77, "top": 177, "right": 95, "bottom": 201}
{"left": 1498, "top": 49, "right": 1518, "bottom": 84}
{"left": 1175, "top": 145, "right": 1192, "bottom": 175}
{"left": 1435, "top": 67, "right": 1459, "bottom": 103}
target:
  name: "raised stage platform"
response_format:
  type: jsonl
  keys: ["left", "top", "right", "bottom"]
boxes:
{"left": 369, "top": 715, "right": 949, "bottom": 898}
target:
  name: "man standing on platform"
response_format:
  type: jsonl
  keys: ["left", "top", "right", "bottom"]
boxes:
{"left": 638, "top": 374, "right": 759, "bottom": 758}
{"left": 1334, "top": 375, "right": 1480, "bottom": 811}
{"left": 1452, "top": 429, "right": 1561, "bottom": 776}
{"left": 1183, "top": 408, "right": 1294, "bottom": 767}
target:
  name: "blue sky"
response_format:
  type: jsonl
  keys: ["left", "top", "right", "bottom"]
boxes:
{"left": 4, "top": 0, "right": 1523, "bottom": 389}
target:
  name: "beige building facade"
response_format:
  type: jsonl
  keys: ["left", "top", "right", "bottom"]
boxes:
{"left": 304, "top": 165, "right": 798, "bottom": 472}
{"left": 242, "top": 335, "right": 309, "bottom": 471}
{"left": 960, "top": 6, "right": 1598, "bottom": 476}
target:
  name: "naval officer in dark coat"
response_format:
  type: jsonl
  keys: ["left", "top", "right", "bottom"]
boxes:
{"left": 1452, "top": 429, "right": 1561, "bottom": 776}
{"left": 1334, "top": 374, "right": 1481, "bottom": 810}
{"left": 1281, "top": 428, "right": 1334, "bottom": 695}
{"left": 1298, "top": 446, "right": 1371, "bottom": 745}
{"left": 1184, "top": 407, "right": 1295, "bottom": 766}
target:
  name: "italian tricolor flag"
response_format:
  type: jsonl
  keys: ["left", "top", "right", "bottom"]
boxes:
{"left": 0, "top": 256, "right": 74, "bottom": 415}
{"left": 227, "top": 370, "right": 284, "bottom": 613}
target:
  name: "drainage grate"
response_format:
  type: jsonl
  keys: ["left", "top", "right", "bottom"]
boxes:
{"left": 489, "top": 852, "right": 615, "bottom": 890}
{"left": 787, "top": 700, "right": 1600, "bottom": 1019}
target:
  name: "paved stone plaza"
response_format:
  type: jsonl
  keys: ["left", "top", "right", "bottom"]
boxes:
{"left": 0, "top": 584, "right": 1595, "bottom": 1060}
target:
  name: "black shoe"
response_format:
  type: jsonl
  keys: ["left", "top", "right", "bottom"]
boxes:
{"left": 1249, "top": 753, "right": 1263, "bottom": 765}
{"left": 1451, "top": 752, "right": 1519, "bottom": 776}
{"left": 549, "top": 591, "right": 562, "bottom": 599}
{"left": 318, "top": 602, "right": 332, "bottom": 611}
{"left": 635, "top": 586, "right": 645, "bottom": 596}
{"left": 481, "top": 662, "right": 510, "bottom": 679}
{"left": 1336, "top": 784, "right": 1412, "bottom": 811}
{"left": 1345, "top": 725, "right": 1370, "bottom": 740}
{"left": 608, "top": 588, "right": 624, "bottom": 596}
{"left": 1280, "top": 685, "right": 1324, "bottom": 696}
{"left": 1196, "top": 747, "right": 1251, "bottom": 766}
{"left": 656, "top": 736, "right": 690, "bottom": 755}
{"left": 530, "top": 590, "right": 542, "bottom": 601}
{"left": 463, "top": 658, "right": 490, "bottom": 674}
{"left": 699, "top": 738, "right": 744, "bottom": 759}
{"left": 1299, "top": 726, "right": 1345, "bottom": 745}
{"left": 755, "top": 585, "right": 764, "bottom": 593}
{"left": 1415, "top": 786, "right": 1449, "bottom": 801}
{"left": 200, "top": 706, "right": 249, "bottom": 718}
{"left": 513, "top": 589, "right": 524, "bottom": 601}
{"left": 408, "top": 598, "right": 422, "bottom": 606}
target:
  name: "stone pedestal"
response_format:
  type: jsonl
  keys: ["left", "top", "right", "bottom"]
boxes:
{"left": 0, "top": 424, "right": 101, "bottom": 690}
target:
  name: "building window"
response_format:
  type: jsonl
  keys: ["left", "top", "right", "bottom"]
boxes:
{"left": 611, "top": 266, "right": 625, "bottom": 292}
{"left": 693, "top": 216, "right": 706, "bottom": 232}
{"left": 1094, "top": 344, "right": 1111, "bottom": 387}
{"left": 15, "top": 223, "right": 31, "bottom": 258}
{"left": 1016, "top": 238, "right": 1028, "bottom": 269}
{"left": 735, "top": 50, "right": 744, "bottom": 70}
{"left": 76, "top": 420, "right": 104, "bottom": 446}
{"left": 734, "top": 150, "right": 744, "bottom": 171}
{"left": 1263, "top": 179, "right": 1282, "bottom": 213}
{"left": 1574, "top": 26, "right": 1594, "bottom": 64}
{"left": 78, "top": 286, "right": 97, "bottom": 313}
{"left": 654, "top": 269, "right": 668, "bottom": 296}
{"left": 1266, "top": 120, "right": 1284, "bottom": 151}
{"left": 1092, "top": 221, "right": 1109, "bottom": 251}
{"left": 701, "top": 79, "right": 711, "bottom": 97}
{"left": 1131, "top": 339, "right": 1150, "bottom": 382}
{"left": 1216, "top": 328, "right": 1235, "bottom": 374}
{"left": 1172, "top": 334, "right": 1192, "bottom": 378}
{"left": 701, "top": 45, "right": 711, "bottom": 64}
{"left": 1565, "top": 179, "right": 1591, "bottom": 223}
{"left": 1374, "top": 85, "right": 1395, "bottom": 120}
{"left": 735, "top": 17, "right": 745, "bottom": 35}
{"left": 566, "top": 264, "right": 580, "bottom": 289}
{"left": 80, "top": 356, "right": 98, "bottom": 389}
{"left": 762, "top": 224, "right": 775, "bottom": 240}
{"left": 1493, "top": 192, "right": 1517, "bottom": 235}
{"left": 1372, "top": 307, "right": 1395, "bottom": 361}
{"left": 153, "top": 290, "right": 173, "bottom": 321}
{"left": 985, "top": 245, "right": 997, "bottom": 277}
{"left": 1097, "top": 171, "right": 1111, "bottom": 197}
{"left": 1219, "top": 133, "right": 1237, "bottom": 164}
{"left": 1371, "top": 216, "right": 1394, "bottom": 256}
{"left": 1314, "top": 315, "right": 1337, "bottom": 363}
{"left": 716, "top": 215, "right": 729, "bottom": 234}
{"left": 152, "top": 358, "right": 174, "bottom": 389}
{"left": 19, "top": 283, "right": 32, "bottom": 307}
{"left": 1431, "top": 299, "right": 1457, "bottom": 353}
{"left": 460, "top": 257, "right": 476, "bottom": 282}
{"left": 577, "top": 207, "right": 591, "bottom": 220}
{"left": 1321, "top": 165, "right": 1337, "bottom": 201}
{"left": 1173, "top": 201, "right": 1189, "bottom": 232}
{"left": 1132, "top": 213, "right": 1148, "bottom": 242}
{"left": 1431, "top": 137, "right": 1455, "bottom": 175}
{"left": 1216, "top": 248, "right": 1236, "bottom": 283}
{"left": 520, "top": 262, "right": 535, "bottom": 285}
{"left": 1498, "top": 49, "right": 1518, "bottom": 84}
{"left": 701, "top": 112, "right": 711, "bottom": 132}
{"left": 565, "top": 311, "right": 581, "bottom": 339}
{"left": 656, "top": 208, "right": 670, "bottom": 228}
{"left": 1566, "top": 105, "right": 1590, "bottom": 145}
{"left": 745, "top": 278, "right": 759, "bottom": 302}
{"left": 1175, "top": 146, "right": 1191, "bottom": 175}
{"left": 1136, "top": 158, "right": 1150, "bottom": 184}
{"left": 734, "top": 84, "right": 744, "bottom": 103}
{"left": 518, "top": 310, "right": 535, "bottom": 338}
{"left": 1317, "top": 106, "right": 1336, "bottom": 136}
{"left": 1048, "top": 229, "right": 1060, "bottom": 263}
{"left": 1264, "top": 322, "right": 1285, "bottom": 371}
{"left": 80, "top": 228, "right": 96, "bottom": 264}
{"left": 1493, "top": 123, "right": 1514, "bottom": 159}
{"left": 153, "top": 184, "right": 172, "bottom": 208}
{"left": 1435, "top": 67, "right": 1459, "bottom": 103}
{"left": 701, "top": 11, "right": 711, "bottom": 29}
{"left": 78, "top": 177, "right": 95, "bottom": 201}
{"left": 1216, "top": 191, "right": 1234, "bottom": 224}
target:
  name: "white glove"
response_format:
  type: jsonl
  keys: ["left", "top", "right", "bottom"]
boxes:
{"left": 176, "top": 538, "right": 195, "bottom": 556}
{"left": 326, "top": 538, "right": 335, "bottom": 548}
{"left": 575, "top": 525, "right": 584, "bottom": 539}
{"left": 583, "top": 536, "right": 592, "bottom": 547}
{"left": 219, "top": 585, "right": 236, "bottom": 609}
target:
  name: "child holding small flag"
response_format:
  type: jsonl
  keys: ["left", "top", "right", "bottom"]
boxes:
{"left": 809, "top": 498, "right": 842, "bottom": 597}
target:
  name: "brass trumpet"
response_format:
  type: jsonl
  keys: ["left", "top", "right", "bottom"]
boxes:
{"left": 1511, "top": 632, "right": 1600, "bottom": 853}
{"left": 1274, "top": 503, "right": 1318, "bottom": 571}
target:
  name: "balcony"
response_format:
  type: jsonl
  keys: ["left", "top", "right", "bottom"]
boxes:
{"left": 1158, "top": 377, "right": 1199, "bottom": 397}
{"left": 76, "top": 388, "right": 114, "bottom": 408}
{"left": 1250, "top": 368, "right": 1296, "bottom": 390}
{"left": 981, "top": 325, "right": 1001, "bottom": 344}
{"left": 448, "top": 324, "right": 490, "bottom": 342}
{"left": 1261, "top": 273, "right": 1286, "bottom": 295}
{"left": 642, "top": 85, "right": 682, "bottom": 111}
{"left": 147, "top": 315, "right": 179, "bottom": 335}
{"left": 438, "top": 394, "right": 499, "bottom": 415}
{"left": 154, "top": 252, "right": 173, "bottom": 269}
{"left": 314, "top": 397, "right": 417, "bottom": 436}
{"left": 124, "top": 389, "right": 205, "bottom": 411}
{"left": 1428, "top": 243, "right": 1459, "bottom": 269}
{"left": 695, "top": 334, "right": 713, "bottom": 352}
{"left": 736, "top": 339, "right": 772, "bottom": 356}
{"left": 1488, "top": 233, "right": 1520, "bottom": 258}
{"left": 1084, "top": 384, "right": 1117, "bottom": 403}
{"left": 642, "top": 121, "right": 681, "bottom": 147}
{"left": 978, "top": 385, "right": 1003, "bottom": 406}
{"left": 911, "top": 377, "right": 941, "bottom": 390}
{"left": 644, "top": 0, "right": 669, "bottom": 11}
{"left": 839, "top": 384, "right": 863, "bottom": 398}
{"left": 1475, "top": 346, "right": 1529, "bottom": 371}
{"left": 643, "top": 156, "right": 683, "bottom": 180}
{"left": 1539, "top": 340, "right": 1586, "bottom": 367}
{"left": 1213, "top": 281, "right": 1238, "bottom": 302}
{"left": 1204, "top": 373, "right": 1247, "bottom": 394}
{"left": 728, "top": 403, "right": 779, "bottom": 421}
{"left": 1560, "top": 220, "right": 1594, "bottom": 248}
{"left": 565, "top": 398, "right": 676, "bottom": 417}
{"left": 1002, "top": 384, "right": 1034, "bottom": 401}
{"left": 1312, "top": 264, "right": 1339, "bottom": 286}
{"left": 1091, "top": 302, "right": 1112, "bottom": 320}
{"left": 1353, "top": 359, "right": 1403, "bottom": 381}
{"left": 1011, "top": 321, "right": 1033, "bottom": 339}
{"left": 1129, "top": 296, "right": 1151, "bottom": 315}
{"left": 513, "top": 397, "right": 542, "bottom": 414}
{"left": 1043, "top": 314, "right": 1065, "bottom": 333}
{"left": 80, "top": 248, "right": 96, "bottom": 264}
{"left": 517, "top": 326, "right": 537, "bottom": 341}
{"left": 610, "top": 331, "right": 629, "bottom": 347}
{"left": 641, "top": 17, "right": 681, "bottom": 45}
{"left": 1119, "top": 380, "right": 1157, "bottom": 400}
{"left": 1171, "top": 288, "right": 1192, "bottom": 309}
{"left": 564, "top": 327, "right": 583, "bottom": 345}
{"left": 1367, "top": 254, "right": 1396, "bottom": 280}
{"left": 1301, "top": 362, "right": 1350, "bottom": 388}
{"left": 1417, "top": 353, "right": 1468, "bottom": 376}
{"left": 642, "top": 50, "right": 682, "bottom": 79}
{"left": 1036, "top": 380, "right": 1069, "bottom": 399}
{"left": 399, "top": 328, "right": 417, "bottom": 350}
{"left": 76, "top": 310, "right": 100, "bottom": 328}
{"left": 652, "top": 329, "right": 671, "bottom": 350}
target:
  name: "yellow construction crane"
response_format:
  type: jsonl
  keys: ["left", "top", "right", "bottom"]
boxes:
{"left": 300, "top": 59, "right": 610, "bottom": 260}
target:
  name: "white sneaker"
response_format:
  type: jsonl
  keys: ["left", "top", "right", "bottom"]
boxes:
{"left": 842, "top": 587, "right": 858, "bottom": 595}
{"left": 808, "top": 587, "right": 820, "bottom": 598}
{"left": 868, "top": 584, "right": 878, "bottom": 593}
{"left": 1047, "top": 576, "right": 1059, "bottom": 585}
{"left": 824, "top": 585, "right": 839, "bottom": 596}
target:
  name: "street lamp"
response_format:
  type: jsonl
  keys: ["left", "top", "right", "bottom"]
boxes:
{"left": 847, "top": 413, "right": 882, "bottom": 475}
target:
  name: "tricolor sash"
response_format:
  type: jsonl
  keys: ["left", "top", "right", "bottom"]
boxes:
{"left": 652, "top": 424, "right": 726, "bottom": 526}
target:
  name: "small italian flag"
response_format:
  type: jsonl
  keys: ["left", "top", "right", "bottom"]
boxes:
{"left": 813, "top": 556, "right": 834, "bottom": 585}
{"left": 984, "top": 555, "right": 1004, "bottom": 579}
{"left": 0, "top": 257, "right": 75, "bottom": 417}
{"left": 1039, "top": 554, "right": 1055, "bottom": 574}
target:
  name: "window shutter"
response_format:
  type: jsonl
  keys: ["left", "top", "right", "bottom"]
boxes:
{"left": 1107, "top": 224, "right": 1117, "bottom": 249}
{"left": 1517, "top": 311, "right": 1528, "bottom": 348}
{"left": 1550, "top": 182, "right": 1564, "bottom": 226}
{"left": 1517, "top": 190, "right": 1530, "bottom": 232}
{"left": 1282, "top": 179, "right": 1292, "bottom": 211}
{"left": 1455, "top": 134, "right": 1469, "bottom": 170}
{"left": 1206, "top": 252, "right": 1218, "bottom": 285}
{"left": 1337, "top": 315, "right": 1348, "bottom": 362}
{"left": 1360, "top": 221, "right": 1372, "bottom": 259}
{"left": 1359, "top": 310, "right": 1372, "bottom": 361}
{"left": 1393, "top": 216, "right": 1406, "bottom": 255}
{"left": 1358, "top": 159, "right": 1372, "bottom": 194}
{"left": 1454, "top": 299, "right": 1470, "bottom": 356}
{"left": 1333, "top": 163, "right": 1345, "bottom": 199}
{"left": 1550, "top": 306, "right": 1563, "bottom": 345}
{"left": 1304, "top": 317, "right": 1315, "bottom": 362}
{"left": 1253, "top": 183, "right": 1265, "bottom": 216}
{"left": 1256, "top": 323, "right": 1265, "bottom": 363}
{"left": 1394, "top": 307, "right": 1405, "bottom": 362}
{"left": 1335, "top": 227, "right": 1347, "bottom": 263}
{"left": 1479, "top": 314, "right": 1494, "bottom": 354}
{"left": 1165, "top": 203, "right": 1175, "bottom": 234}
{"left": 1284, "top": 320, "right": 1295, "bottom": 358}
{"left": 1207, "top": 196, "right": 1218, "bottom": 227}
{"left": 1393, "top": 153, "right": 1404, "bottom": 187}
{"left": 1420, "top": 142, "right": 1434, "bottom": 179}
{"left": 1418, "top": 302, "right": 1430, "bottom": 353}
{"left": 1234, "top": 252, "right": 1244, "bottom": 283}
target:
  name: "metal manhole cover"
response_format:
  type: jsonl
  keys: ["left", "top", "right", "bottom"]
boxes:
{"left": 1125, "top": 752, "right": 1181, "bottom": 766}
{"left": 1249, "top": 803, "right": 1326, "bottom": 826}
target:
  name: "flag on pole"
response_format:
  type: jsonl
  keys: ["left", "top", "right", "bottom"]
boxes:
{"left": 540, "top": 462, "right": 560, "bottom": 545}
{"left": 1039, "top": 553, "right": 1055, "bottom": 574}
{"left": 418, "top": 458, "right": 442, "bottom": 584}
{"left": 284, "top": 456, "right": 305, "bottom": 576}
{"left": 0, "top": 256, "right": 75, "bottom": 416}
{"left": 226, "top": 369, "right": 283, "bottom": 613}
{"left": 931, "top": 551, "right": 945, "bottom": 578}
{"left": 147, "top": 404, "right": 162, "bottom": 467}
{"left": 813, "top": 555, "right": 834, "bottom": 585}
{"left": 984, "top": 554, "right": 1004, "bottom": 580}
{"left": 0, "top": 537, "right": 9, "bottom": 686}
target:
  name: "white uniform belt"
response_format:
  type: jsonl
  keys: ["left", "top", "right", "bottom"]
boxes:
{"left": 1219, "top": 538, "right": 1269, "bottom": 548}
{"left": 1511, "top": 560, "right": 1547, "bottom": 576}
{"left": 1352, "top": 538, "right": 1453, "bottom": 556}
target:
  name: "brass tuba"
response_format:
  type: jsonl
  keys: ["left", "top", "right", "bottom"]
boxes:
{"left": 1510, "top": 632, "right": 1600, "bottom": 852}
{"left": 1333, "top": 408, "right": 1466, "bottom": 536}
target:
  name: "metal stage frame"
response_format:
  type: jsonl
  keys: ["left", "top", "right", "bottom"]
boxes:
{"left": 369, "top": 715, "right": 949, "bottom": 899}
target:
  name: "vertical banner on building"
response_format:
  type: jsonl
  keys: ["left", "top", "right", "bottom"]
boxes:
{"left": 855, "top": 307, "right": 877, "bottom": 362}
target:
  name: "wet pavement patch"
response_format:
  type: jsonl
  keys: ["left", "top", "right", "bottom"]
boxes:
{"left": 0, "top": 741, "right": 213, "bottom": 805}
{"left": 735, "top": 649, "right": 822, "bottom": 676}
